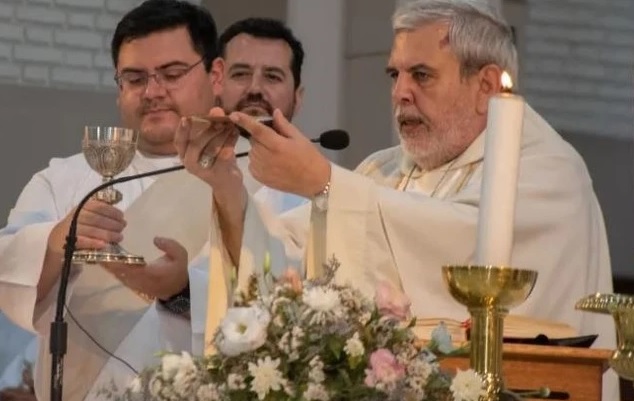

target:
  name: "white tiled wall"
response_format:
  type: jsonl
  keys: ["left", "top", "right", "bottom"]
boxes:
{"left": 521, "top": 0, "right": 634, "bottom": 140}
{"left": 0, "top": 0, "right": 203, "bottom": 90}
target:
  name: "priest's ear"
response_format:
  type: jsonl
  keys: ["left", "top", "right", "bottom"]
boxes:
{"left": 474, "top": 64, "right": 504, "bottom": 115}
{"left": 210, "top": 57, "right": 224, "bottom": 96}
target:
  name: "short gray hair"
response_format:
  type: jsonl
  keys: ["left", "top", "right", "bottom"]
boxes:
{"left": 392, "top": 0, "right": 518, "bottom": 82}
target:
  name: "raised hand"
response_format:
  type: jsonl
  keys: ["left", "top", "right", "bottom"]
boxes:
{"left": 174, "top": 107, "right": 243, "bottom": 195}
{"left": 229, "top": 108, "right": 331, "bottom": 198}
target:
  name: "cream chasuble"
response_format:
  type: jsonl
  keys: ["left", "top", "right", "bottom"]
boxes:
{"left": 204, "top": 104, "right": 618, "bottom": 399}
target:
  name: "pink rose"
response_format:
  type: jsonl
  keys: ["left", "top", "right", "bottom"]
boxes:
{"left": 280, "top": 268, "right": 303, "bottom": 293}
{"left": 364, "top": 349, "right": 405, "bottom": 387}
{"left": 374, "top": 281, "right": 411, "bottom": 321}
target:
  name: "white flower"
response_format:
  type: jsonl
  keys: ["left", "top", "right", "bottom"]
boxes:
{"left": 217, "top": 307, "right": 271, "bottom": 357}
{"left": 303, "top": 287, "right": 341, "bottom": 312}
{"left": 172, "top": 352, "right": 198, "bottom": 397}
{"left": 308, "top": 356, "right": 325, "bottom": 383}
{"left": 302, "top": 287, "right": 343, "bottom": 324}
{"left": 308, "top": 364, "right": 325, "bottom": 383}
{"left": 248, "top": 356, "right": 286, "bottom": 400}
{"left": 227, "top": 373, "right": 247, "bottom": 390}
{"left": 161, "top": 353, "right": 184, "bottom": 380}
{"left": 148, "top": 374, "right": 163, "bottom": 398}
{"left": 408, "top": 358, "right": 433, "bottom": 382}
{"left": 273, "top": 314, "right": 285, "bottom": 327}
{"left": 303, "top": 382, "right": 330, "bottom": 401}
{"left": 450, "top": 369, "right": 486, "bottom": 401}
{"left": 359, "top": 312, "right": 372, "bottom": 325}
{"left": 344, "top": 332, "right": 365, "bottom": 358}
{"left": 127, "top": 376, "right": 143, "bottom": 394}
{"left": 196, "top": 384, "right": 221, "bottom": 401}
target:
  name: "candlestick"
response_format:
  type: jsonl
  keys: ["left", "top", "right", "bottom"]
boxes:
{"left": 475, "top": 71, "right": 525, "bottom": 266}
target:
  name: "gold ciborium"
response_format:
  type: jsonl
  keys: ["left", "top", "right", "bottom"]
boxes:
{"left": 576, "top": 293, "right": 634, "bottom": 381}
{"left": 442, "top": 265, "right": 538, "bottom": 400}
{"left": 71, "top": 126, "right": 145, "bottom": 265}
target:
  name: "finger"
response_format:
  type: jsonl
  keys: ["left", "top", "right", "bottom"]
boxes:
{"left": 185, "top": 122, "right": 235, "bottom": 166}
{"left": 153, "top": 237, "right": 187, "bottom": 262}
{"left": 102, "top": 262, "right": 144, "bottom": 278}
{"left": 83, "top": 199, "right": 125, "bottom": 221}
{"left": 174, "top": 117, "right": 192, "bottom": 159}
{"left": 271, "top": 108, "right": 300, "bottom": 139}
{"left": 206, "top": 129, "right": 239, "bottom": 165}
{"left": 75, "top": 236, "right": 108, "bottom": 250}
{"left": 77, "top": 209, "right": 126, "bottom": 232}
{"left": 76, "top": 225, "right": 123, "bottom": 244}
{"left": 208, "top": 107, "right": 227, "bottom": 117}
{"left": 229, "top": 111, "right": 282, "bottom": 150}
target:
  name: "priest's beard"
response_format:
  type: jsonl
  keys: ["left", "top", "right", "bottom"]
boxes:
{"left": 395, "top": 105, "right": 478, "bottom": 171}
{"left": 215, "top": 95, "right": 295, "bottom": 121}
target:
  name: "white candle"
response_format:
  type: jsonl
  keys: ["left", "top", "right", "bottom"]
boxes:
{"left": 475, "top": 72, "right": 525, "bottom": 266}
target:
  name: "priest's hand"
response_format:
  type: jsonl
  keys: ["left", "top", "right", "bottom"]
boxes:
{"left": 48, "top": 198, "right": 126, "bottom": 253}
{"left": 101, "top": 237, "right": 189, "bottom": 301}
{"left": 38, "top": 199, "right": 126, "bottom": 301}
{"left": 175, "top": 107, "right": 248, "bottom": 267}
{"left": 174, "top": 107, "right": 243, "bottom": 196}
{"left": 230, "top": 109, "right": 331, "bottom": 198}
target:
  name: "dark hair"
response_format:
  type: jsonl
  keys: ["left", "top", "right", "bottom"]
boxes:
{"left": 219, "top": 18, "right": 304, "bottom": 89}
{"left": 111, "top": 0, "right": 218, "bottom": 71}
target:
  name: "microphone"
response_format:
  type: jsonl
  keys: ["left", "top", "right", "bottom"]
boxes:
{"left": 235, "top": 129, "right": 350, "bottom": 157}
{"left": 236, "top": 117, "right": 350, "bottom": 151}
{"left": 311, "top": 129, "right": 349, "bottom": 150}
{"left": 49, "top": 127, "right": 349, "bottom": 401}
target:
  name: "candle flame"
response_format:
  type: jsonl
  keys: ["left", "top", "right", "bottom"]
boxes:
{"left": 501, "top": 71, "right": 513, "bottom": 92}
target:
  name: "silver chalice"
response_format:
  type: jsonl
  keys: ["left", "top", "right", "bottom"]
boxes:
{"left": 71, "top": 126, "right": 145, "bottom": 265}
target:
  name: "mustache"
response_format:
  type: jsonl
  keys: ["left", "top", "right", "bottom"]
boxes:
{"left": 235, "top": 94, "right": 273, "bottom": 115}
{"left": 140, "top": 101, "right": 177, "bottom": 115}
{"left": 394, "top": 107, "right": 431, "bottom": 129}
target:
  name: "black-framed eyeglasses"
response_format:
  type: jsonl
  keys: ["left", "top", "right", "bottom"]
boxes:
{"left": 114, "top": 58, "right": 204, "bottom": 92}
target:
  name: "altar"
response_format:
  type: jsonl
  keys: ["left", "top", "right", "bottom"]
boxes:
{"left": 439, "top": 343, "right": 611, "bottom": 401}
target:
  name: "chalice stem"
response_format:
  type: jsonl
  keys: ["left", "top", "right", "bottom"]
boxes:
{"left": 96, "top": 176, "right": 122, "bottom": 205}
{"left": 470, "top": 306, "right": 505, "bottom": 400}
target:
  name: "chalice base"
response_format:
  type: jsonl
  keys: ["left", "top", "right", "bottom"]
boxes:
{"left": 72, "top": 243, "right": 145, "bottom": 265}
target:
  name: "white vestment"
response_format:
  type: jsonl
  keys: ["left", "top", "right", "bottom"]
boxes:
{"left": 209, "top": 105, "right": 618, "bottom": 400}
{"left": 0, "top": 137, "right": 301, "bottom": 401}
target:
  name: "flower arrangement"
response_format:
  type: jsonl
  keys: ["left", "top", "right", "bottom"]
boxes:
{"left": 105, "top": 257, "right": 487, "bottom": 401}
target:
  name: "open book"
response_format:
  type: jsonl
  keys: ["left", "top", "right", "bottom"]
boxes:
{"left": 412, "top": 314, "right": 578, "bottom": 344}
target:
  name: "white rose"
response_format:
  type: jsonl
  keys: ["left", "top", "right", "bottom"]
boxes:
{"left": 161, "top": 353, "right": 184, "bottom": 380}
{"left": 128, "top": 376, "right": 143, "bottom": 394}
{"left": 217, "top": 307, "right": 271, "bottom": 357}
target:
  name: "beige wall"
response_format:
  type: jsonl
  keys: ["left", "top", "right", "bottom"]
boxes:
{"left": 0, "top": 85, "right": 120, "bottom": 221}
{"left": 203, "top": 0, "right": 286, "bottom": 32}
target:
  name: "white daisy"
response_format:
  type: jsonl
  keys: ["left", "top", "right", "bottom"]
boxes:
{"left": 248, "top": 356, "right": 286, "bottom": 400}
{"left": 450, "top": 369, "right": 486, "bottom": 401}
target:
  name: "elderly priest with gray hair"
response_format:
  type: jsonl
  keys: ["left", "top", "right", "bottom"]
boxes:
{"left": 176, "top": 0, "right": 617, "bottom": 399}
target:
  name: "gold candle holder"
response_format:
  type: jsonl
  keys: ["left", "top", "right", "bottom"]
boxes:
{"left": 442, "top": 265, "right": 538, "bottom": 400}
{"left": 576, "top": 293, "right": 634, "bottom": 381}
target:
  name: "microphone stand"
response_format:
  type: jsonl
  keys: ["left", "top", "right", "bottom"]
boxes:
{"left": 50, "top": 164, "right": 183, "bottom": 401}
{"left": 49, "top": 129, "right": 348, "bottom": 400}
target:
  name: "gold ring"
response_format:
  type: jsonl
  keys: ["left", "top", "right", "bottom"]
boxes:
{"left": 198, "top": 153, "right": 214, "bottom": 168}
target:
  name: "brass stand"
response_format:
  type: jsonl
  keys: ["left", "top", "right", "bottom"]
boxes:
{"left": 442, "top": 265, "right": 538, "bottom": 401}
{"left": 576, "top": 293, "right": 634, "bottom": 381}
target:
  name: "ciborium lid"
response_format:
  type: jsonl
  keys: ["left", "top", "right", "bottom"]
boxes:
{"left": 575, "top": 293, "right": 634, "bottom": 315}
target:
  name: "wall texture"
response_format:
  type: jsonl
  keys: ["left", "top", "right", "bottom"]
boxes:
{"left": 0, "top": 0, "right": 150, "bottom": 91}
{"left": 521, "top": 0, "right": 633, "bottom": 140}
